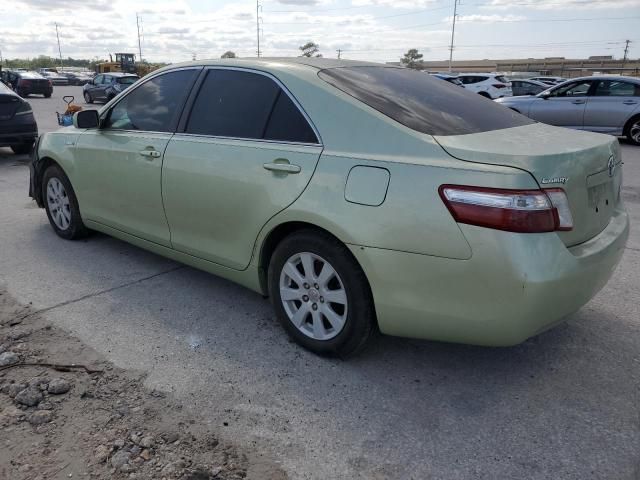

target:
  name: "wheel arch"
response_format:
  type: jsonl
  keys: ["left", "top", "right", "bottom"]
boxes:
{"left": 257, "top": 220, "right": 374, "bottom": 307}
{"left": 33, "top": 155, "right": 65, "bottom": 207}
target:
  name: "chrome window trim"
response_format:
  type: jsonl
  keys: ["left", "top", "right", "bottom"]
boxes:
{"left": 171, "top": 132, "right": 322, "bottom": 148}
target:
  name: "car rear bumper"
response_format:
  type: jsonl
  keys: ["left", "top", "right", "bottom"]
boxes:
{"left": 349, "top": 205, "right": 629, "bottom": 346}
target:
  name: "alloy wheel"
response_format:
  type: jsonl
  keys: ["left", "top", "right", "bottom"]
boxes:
{"left": 630, "top": 120, "right": 640, "bottom": 144}
{"left": 46, "top": 177, "right": 71, "bottom": 230}
{"left": 279, "top": 252, "right": 348, "bottom": 341}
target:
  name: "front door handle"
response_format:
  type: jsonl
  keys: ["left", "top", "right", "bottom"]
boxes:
{"left": 139, "top": 149, "right": 161, "bottom": 159}
{"left": 263, "top": 161, "right": 301, "bottom": 174}
{"left": 571, "top": 99, "right": 586, "bottom": 104}
{"left": 622, "top": 100, "right": 638, "bottom": 105}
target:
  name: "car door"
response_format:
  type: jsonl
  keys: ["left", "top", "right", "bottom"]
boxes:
{"left": 582, "top": 79, "right": 640, "bottom": 134}
{"left": 88, "top": 74, "right": 104, "bottom": 99}
{"left": 512, "top": 81, "right": 525, "bottom": 96}
{"left": 162, "top": 68, "right": 323, "bottom": 270}
{"left": 73, "top": 68, "right": 200, "bottom": 246}
{"left": 528, "top": 80, "right": 593, "bottom": 129}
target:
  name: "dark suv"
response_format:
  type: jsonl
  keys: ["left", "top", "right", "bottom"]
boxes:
{"left": 0, "top": 70, "right": 53, "bottom": 98}
{"left": 83, "top": 73, "right": 139, "bottom": 103}
{"left": 0, "top": 81, "right": 38, "bottom": 154}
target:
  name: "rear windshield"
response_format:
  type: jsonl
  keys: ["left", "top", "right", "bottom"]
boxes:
{"left": 117, "top": 76, "right": 138, "bottom": 85}
{"left": 318, "top": 66, "right": 533, "bottom": 136}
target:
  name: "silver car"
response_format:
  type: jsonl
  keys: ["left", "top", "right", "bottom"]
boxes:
{"left": 496, "top": 76, "right": 640, "bottom": 145}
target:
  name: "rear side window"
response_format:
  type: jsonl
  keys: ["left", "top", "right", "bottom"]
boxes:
{"left": 593, "top": 80, "right": 639, "bottom": 97}
{"left": 186, "top": 69, "right": 318, "bottom": 143}
{"left": 264, "top": 91, "right": 318, "bottom": 143}
{"left": 494, "top": 76, "right": 508, "bottom": 83}
{"left": 318, "top": 67, "right": 533, "bottom": 136}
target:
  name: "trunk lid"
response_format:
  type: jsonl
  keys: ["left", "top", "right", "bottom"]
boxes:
{"left": 434, "top": 123, "right": 622, "bottom": 247}
{"left": 0, "top": 94, "right": 21, "bottom": 121}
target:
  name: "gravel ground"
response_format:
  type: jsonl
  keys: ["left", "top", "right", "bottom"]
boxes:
{"left": 0, "top": 85, "right": 639, "bottom": 479}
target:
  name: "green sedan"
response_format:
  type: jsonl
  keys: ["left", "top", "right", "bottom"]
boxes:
{"left": 29, "top": 58, "right": 629, "bottom": 357}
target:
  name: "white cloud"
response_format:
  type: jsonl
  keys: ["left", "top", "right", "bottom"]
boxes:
{"left": 482, "top": 0, "right": 640, "bottom": 10}
{"left": 447, "top": 14, "right": 527, "bottom": 24}
{"left": 352, "top": 0, "right": 437, "bottom": 7}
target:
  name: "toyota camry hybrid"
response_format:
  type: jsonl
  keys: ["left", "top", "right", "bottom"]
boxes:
{"left": 29, "top": 58, "right": 629, "bottom": 357}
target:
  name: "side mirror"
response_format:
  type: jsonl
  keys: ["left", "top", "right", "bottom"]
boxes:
{"left": 539, "top": 91, "right": 551, "bottom": 100}
{"left": 74, "top": 110, "right": 99, "bottom": 129}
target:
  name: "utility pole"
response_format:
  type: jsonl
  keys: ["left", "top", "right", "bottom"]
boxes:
{"left": 336, "top": 49, "right": 342, "bottom": 59}
{"left": 623, "top": 39, "right": 631, "bottom": 64}
{"left": 136, "top": 14, "right": 143, "bottom": 62}
{"left": 55, "top": 22, "right": 64, "bottom": 71}
{"left": 448, "top": 0, "right": 460, "bottom": 73}
{"left": 256, "top": 0, "right": 262, "bottom": 57}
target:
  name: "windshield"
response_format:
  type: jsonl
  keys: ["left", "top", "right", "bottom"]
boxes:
{"left": 117, "top": 76, "right": 138, "bottom": 85}
{"left": 318, "top": 66, "right": 532, "bottom": 136}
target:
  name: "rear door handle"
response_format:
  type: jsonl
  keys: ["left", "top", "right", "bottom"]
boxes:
{"left": 571, "top": 100, "right": 586, "bottom": 104}
{"left": 263, "top": 161, "right": 301, "bottom": 174}
{"left": 139, "top": 149, "right": 161, "bottom": 159}
{"left": 622, "top": 100, "right": 638, "bottom": 105}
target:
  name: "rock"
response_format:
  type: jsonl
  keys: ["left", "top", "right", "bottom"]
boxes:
{"left": 114, "top": 439, "right": 126, "bottom": 449}
{"left": 5, "top": 383, "right": 28, "bottom": 398}
{"left": 15, "top": 387, "right": 43, "bottom": 407}
{"left": 48, "top": 378, "right": 71, "bottom": 395}
{"left": 0, "top": 405, "right": 24, "bottom": 425}
{"left": 37, "top": 402, "right": 54, "bottom": 411}
{"left": 130, "top": 446, "right": 141, "bottom": 456}
{"left": 111, "top": 450, "right": 130, "bottom": 470}
{"left": 140, "top": 449, "right": 151, "bottom": 461}
{"left": 27, "top": 410, "right": 53, "bottom": 425}
{"left": 29, "top": 377, "right": 49, "bottom": 389}
{"left": 130, "top": 433, "right": 141, "bottom": 445}
{"left": 94, "top": 445, "right": 111, "bottom": 463}
{"left": 0, "top": 344, "right": 9, "bottom": 354}
{"left": 0, "top": 352, "right": 19, "bottom": 366}
{"left": 163, "top": 432, "right": 179, "bottom": 444}
{"left": 139, "top": 435, "right": 154, "bottom": 449}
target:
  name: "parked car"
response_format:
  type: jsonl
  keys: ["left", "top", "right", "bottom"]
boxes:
{"left": 430, "top": 73, "right": 464, "bottom": 87}
{"left": 529, "top": 76, "right": 566, "bottom": 85}
{"left": 62, "top": 72, "right": 93, "bottom": 86}
{"left": 510, "top": 79, "right": 549, "bottom": 96}
{"left": 1, "top": 70, "right": 53, "bottom": 98}
{"left": 496, "top": 76, "right": 640, "bottom": 145}
{"left": 30, "top": 59, "right": 628, "bottom": 357}
{"left": 82, "top": 73, "right": 139, "bottom": 103}
{"left": 0, "top": 80, "right": 38, "bottom": 154}
{"left": 39, "top": 71, "right": 69, "bottom": 86}
{"left": 457, "top": 73, "right": 512, "bottom": 98}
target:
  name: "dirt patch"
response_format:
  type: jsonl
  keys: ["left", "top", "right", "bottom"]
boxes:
{"left": 0, "top": 286, "right": 287, "bottom": 480}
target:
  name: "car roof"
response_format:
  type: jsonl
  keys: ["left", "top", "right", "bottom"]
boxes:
{"left": 18, "top": 71, "right": 45, "bottom": 79}
{"left": 554, "top": 75, "right": 640, "bottom": 84}
{"left": 103, "top": 72, "right": 139, "bottom": 77}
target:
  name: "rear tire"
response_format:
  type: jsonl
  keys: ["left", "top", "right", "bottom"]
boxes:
{"left": 42, "top": 165, "right": 88, "bottom": 240}
{"left": 478, "top": 91, "right": 492, "bottom": 99}
{"left": 268, "top": 229, "right": 376, "bottom": 358}
{"left": 44, "top": 92, "right": 51, "bottom": 98}
{"left": 10, "top": 143, "right": 33, "bottom": 155}
{"left": 624, "top": 116, "right": 640, "bottom": 146}
{"left": 83, "top": 91, "right": 93, "bottom": 104}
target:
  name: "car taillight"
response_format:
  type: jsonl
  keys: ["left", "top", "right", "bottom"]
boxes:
{"left": 492, "top": 83, "right": 507, "bottom": 89}
{"left": 48, "top": 80, "right": 53, "bottom": 87}
{"left": 439, "top": 185, "right": 573, "bottom": 233}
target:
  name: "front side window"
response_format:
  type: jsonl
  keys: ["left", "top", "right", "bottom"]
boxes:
{"left": 186, "top": 69, "right": 318, "bottom": 143}
{"left": 318, "top": 66, "right": 533, "bottom": 136}
{"left": 94, "top": 75, "right": 104, "bottom": 85}
{"left": 593, "top": 80, "right": 639, "bottom": 97}
{"left": 105, "top": 69, "right": 197, "bottom": 132}
{"left": 551, "top": 81, "right": 592, "bottom": 97}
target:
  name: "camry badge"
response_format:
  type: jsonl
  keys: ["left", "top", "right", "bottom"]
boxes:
{"left": 540, "top": 177, "right": 568, "bottom": 185}
{"left": 608, "top": 155, "right": 615, "bottom": 178}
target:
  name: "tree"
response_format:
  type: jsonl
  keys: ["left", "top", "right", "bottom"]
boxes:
{"left": 221, "top": 51, "right": 237, "bottom": 59}
{"left": 400, "top": 49, "right": 424, "bottom": 70}
{"left": 299, "top": 42, "right": 322, "bottom": 58}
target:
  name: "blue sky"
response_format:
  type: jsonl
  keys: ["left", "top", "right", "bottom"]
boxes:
{"left": 1, "top": 0, "right": 638, "bottom": 63}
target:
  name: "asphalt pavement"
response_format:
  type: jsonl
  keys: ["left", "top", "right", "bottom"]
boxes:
{"left": 1, "top": 85, "right": 639, "bottom": 480}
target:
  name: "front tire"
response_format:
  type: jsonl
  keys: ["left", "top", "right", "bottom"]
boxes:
{"left": 83, "top": 91, "right": 93, "bottom": 104}
{"left": 10, "top": 143, "right": 33, "bottom": 155}
{"left": 268, "top": 230, "right": 375, "bottom": 357}
{"left": 42, "top": 165, "right": 88, "bottom": 240}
